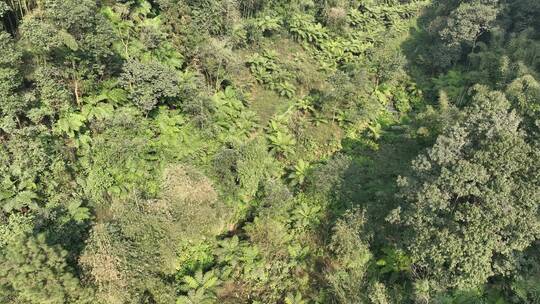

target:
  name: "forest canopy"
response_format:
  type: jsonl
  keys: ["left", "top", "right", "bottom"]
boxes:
{"left": 0, "top": 0, "right": 539, "bottom": 303}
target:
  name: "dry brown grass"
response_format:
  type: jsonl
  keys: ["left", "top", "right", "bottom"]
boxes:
{"left": 161, "top": 164, "right": 229, "bottom": 239}
{"left": 79, "top": 223, "right": 127, "bottom": 304}
{"left": 326, "top": 7, "right": 348, "bottom": 29}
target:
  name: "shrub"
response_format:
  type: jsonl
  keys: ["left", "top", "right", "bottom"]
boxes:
{"left": 120, "top": 59, "right": 180, "bottom": 112}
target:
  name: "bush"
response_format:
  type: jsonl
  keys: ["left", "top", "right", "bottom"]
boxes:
{"left": 120, "top": 59, "right": 180, "bottom": 112}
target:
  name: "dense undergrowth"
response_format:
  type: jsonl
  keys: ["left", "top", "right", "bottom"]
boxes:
{"left": 0, "top": 0, "right": 539, "bottom": 303}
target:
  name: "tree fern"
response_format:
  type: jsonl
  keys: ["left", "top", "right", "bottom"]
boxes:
{"left": 177, "top": 269, "right": 221, "bottom": 304}
{"left": 54, "top": 112, "right": 86, "bottom": 138}
{"left": 512, "top": 275, "right": 540, "bottom": 303}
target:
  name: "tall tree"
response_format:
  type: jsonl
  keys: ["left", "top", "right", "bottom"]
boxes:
{"left": 18, "top": 0, "right": 114, "bottom": 114}
{"left": 390, "top": 85, "right": 540, "bottom": 290}
{"left": 0, "top": 30, "right": 24, "bottom": 132}
{"left": 0, "top": 233, "right": 93, "bottom": 304}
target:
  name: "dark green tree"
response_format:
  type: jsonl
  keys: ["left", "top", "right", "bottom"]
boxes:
{"left": 0, "top": 30, "right": 25, "bottom": 132}
{"left": 18, "top": 0, "right": 114, "bottom": 112}
{"left": 120, "top": 59, "right": 180, "bottom": 112}
{"left": 438, "top": 1, "right": 500, "bottom": 48}
{"left": 0, "top": 233, "right": 93, "bottom": 303}
{"left": 390, "top": 86, "right": 540, "bottom": 290}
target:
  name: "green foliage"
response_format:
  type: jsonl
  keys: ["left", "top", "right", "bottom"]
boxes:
{"left": 18, "top": 0, "right": 114, "bottom": 81}
{"left": 325, "top": 210, "right": 373, "bottom": 304}
{"left": 0, "top": 31, "right": 24, "bottom": 132}
{"left": 512, "top": 275, "right": 540, "bottom": 303}
{"left": 229, "top": 193, "right": 326, "bottom": 303}
{"left": 177, "top": 269, "right": 221, "bottom": 304}
{"left": 212, "top": 86, "right": 258, "bottom": 140}
{"left": 151, "top": 107, "right": 204, "bottom": 161}
{"left": 188, "top": 0, "right": 239, "bottom": 36}
{"left": 103, "top": 1, "right": 183, "bottom": 65}
{"left": 255, "top": 15, "right": 282, "bottom": 35}
{"left": 432, "top": 70, "right": 466, "bottom": 102}
{"left": 1, "top": 189, "right": 39, "bottom": 213}
{"left": 2, "top": 0, "right": 540, "bottom": 303}
{"left": 287, "top": 159, "right": 311, "bottom": 187}
{"left": 291, "top": 197, "right": 322, "bottom": 230}
{"left": 81, "top": 112, "right": 159, "bottom": 202}
{"left": 0, "top": 127, "right": 64, "bottom": 214}
{"left": 236, "top": 138, "right": 280, "bottom": 198}
{"left": 176, "top": 241, "right": 215, "bottom": 276}
{"left": 0, "top": 233, "right": 94, "bottom": 304}
{"left": 438, "top": 2, "right": 500, "bottom": 47}
{"left": 120, "top": 59, "right": 181, "bottom": 112}
{"left": 285, "top": 292, "right": 307, "bottom": 304}
{"left": 213, "top": 137, "right": 280, "bottom": 200}
{"left": 267, "top": 130, "right": 297, "bottom": 156}
{"left": 0, "top": 214, "right": 33, "bottom": 246}
{"left": 506, "top": 74, "right": 540, "bottom": 135}
{"left": 54, "top": 112, "right": 86, "bottom": 138}
{"left": 247, "top": 50, "right": 296, "bottom": 98}
{"left": 81, "top": 163, "right": 228, "bottom": 303}
{"left": 319, "top": 36, "right": 372, "bottom": 66}
{"left": 391, "top": 86, "right": 540, "bottom": 290}
{"left": 288, "top": 13, "right": 328, "bottom": 44}
{"left": 265, "top": 113, "right": 297, "bottom": 157}
{"left": 375, "top": 248, "right": 411, "bottom": 276}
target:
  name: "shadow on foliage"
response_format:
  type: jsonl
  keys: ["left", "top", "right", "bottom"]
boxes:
{"left": 307, "top": 126, "right": 423, "bottom": 249}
